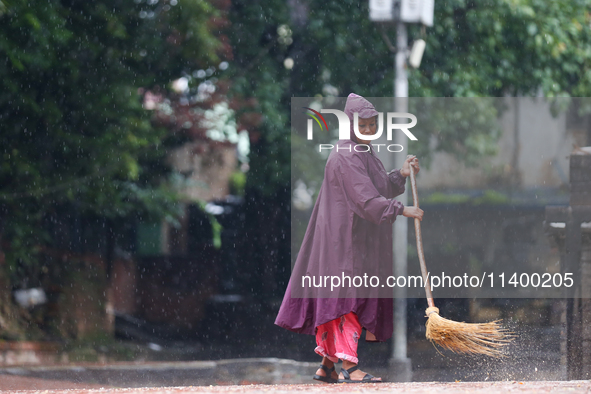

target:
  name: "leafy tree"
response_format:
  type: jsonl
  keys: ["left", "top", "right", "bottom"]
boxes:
{"left": 224, "top": 0, "right": 292, "bottom": 303}
{"left": 415, "top": 0, "right": 591, "bottom": 98}
{"left": 0, "top": 0, "right": 223, "bottom": 337}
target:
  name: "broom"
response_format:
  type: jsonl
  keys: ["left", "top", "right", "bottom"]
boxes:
{"left": 408, "top": 165, "right": 513, "bottom": 357}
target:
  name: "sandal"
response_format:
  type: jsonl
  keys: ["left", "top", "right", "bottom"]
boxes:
{"left": 312, "top": 364, "right": 337, "bottom": 384}
{"left": 338, "top": 365, "right": 383, "bottom": 383}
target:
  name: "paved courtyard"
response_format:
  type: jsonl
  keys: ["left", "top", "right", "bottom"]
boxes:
{"left": 0, "top": 380, "right": 590, "bottom": 394}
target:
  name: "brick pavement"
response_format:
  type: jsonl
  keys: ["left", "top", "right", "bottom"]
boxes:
{"left": 1, "top": 381, "right": 590, "bottom": 394}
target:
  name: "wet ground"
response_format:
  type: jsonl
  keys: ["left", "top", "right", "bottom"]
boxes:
{"left": 0, "top": 380, "right": 590, "bottom": 393}
{"left": 0, "top": 324, "right": 579, "bottom": 392}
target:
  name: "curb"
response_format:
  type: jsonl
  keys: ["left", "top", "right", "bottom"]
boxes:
{"left": 0, "top": 358, "right": 319, "bottom": 387}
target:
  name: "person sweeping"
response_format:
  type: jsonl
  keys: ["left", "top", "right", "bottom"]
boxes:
{"left": 275, "top": 93, "right": 423, "bottom": 383}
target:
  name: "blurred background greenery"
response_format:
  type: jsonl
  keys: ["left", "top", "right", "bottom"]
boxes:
{"left": 1, "top": 0, "right": 591, "bottom": 366}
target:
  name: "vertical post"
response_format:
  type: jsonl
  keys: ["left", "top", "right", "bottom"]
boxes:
{"left": 395, "top": 22, "right": 408, "bottom": 100}
{"left": 565, "top": 210, "right": 583, "bottom": 380}
{"left": 389, "top": 20, "right": 412, "bottom": 382}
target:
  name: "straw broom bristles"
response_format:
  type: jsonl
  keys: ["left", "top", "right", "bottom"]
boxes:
{"left": 408, "top": 164, "right": 514, "bottom": 357}
{"left": 425, "top": 306, "right": 513, "bottom": 357}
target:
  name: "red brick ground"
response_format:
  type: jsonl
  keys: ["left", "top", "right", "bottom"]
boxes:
{"left": 0, "top": 380, "right": 589, "bottom": 394}
{"left": 0, "top": 374, "right": 109, "bottom": 390}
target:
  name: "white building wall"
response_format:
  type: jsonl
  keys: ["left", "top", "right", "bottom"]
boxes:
{"left": 416, "top": 97, "right": 582, "bottom": 190}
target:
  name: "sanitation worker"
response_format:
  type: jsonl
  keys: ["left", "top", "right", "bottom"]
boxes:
{"left": 275, "top": 93, "right": 423, "bottom": 383}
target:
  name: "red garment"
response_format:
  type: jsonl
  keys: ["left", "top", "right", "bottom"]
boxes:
{"left": 315, "top": 312, "right": 362, "bottom": 364}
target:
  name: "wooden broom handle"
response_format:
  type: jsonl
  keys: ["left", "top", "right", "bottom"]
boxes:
{"left": 408, "top": 165, "right": 435, "bottom": 308}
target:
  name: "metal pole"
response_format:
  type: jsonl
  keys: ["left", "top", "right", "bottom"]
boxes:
{"left": 390, "top": 20, "right": 412, "bottom": 381}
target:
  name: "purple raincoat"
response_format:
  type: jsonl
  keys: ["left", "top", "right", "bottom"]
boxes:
{"left": 275, "top": 93, "right": 406, "bottom": 342}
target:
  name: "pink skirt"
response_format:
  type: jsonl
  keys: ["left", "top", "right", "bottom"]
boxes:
{"left": 314, "top": 312, "right": 361, "bottom": 364}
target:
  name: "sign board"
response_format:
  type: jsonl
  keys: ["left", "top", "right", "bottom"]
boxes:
{"left": 400, "top": 0, "right": 434, "bottom": 26}
{"left": 369, "top": 0, "right": 395, "bottom": 22}
{"left": 370, "top": 0, "right": 434, "bottom": 26}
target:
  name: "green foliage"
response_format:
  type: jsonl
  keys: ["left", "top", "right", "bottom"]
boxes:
{"left": 63, "top": 333, "right": 140, "bottom": 362}
{"left": 196, "top": 201, "right": 222, "bottom": 249}
{"left": 412, "top": 0, "right": 591, "bottom": 98}
{"left": 229, "top": 171, "right": 247, "bottom": 196}
{"left": 226, "top": 0, "right": 291, "bottom": 196}
{"left": 0, "top": 0, "right": 221, "bottom": 284}
{"left": 472, "top": 189, "right": 510, "bottom": 205}
{"left": 298, "top": 0, "right": 394, "bottom": 97}
{"left": 423, "top": 192, "right": 471, "bottom": 204}
{"left": 423, "top": 189, "right": 510, "bottom": 205}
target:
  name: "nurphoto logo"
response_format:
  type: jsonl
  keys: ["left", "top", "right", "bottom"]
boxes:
{"left": 303, "top": 107, "right": 418, "bottom": 153}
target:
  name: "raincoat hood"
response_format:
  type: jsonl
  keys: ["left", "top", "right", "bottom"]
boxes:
{"left": 344, "top": 93, "right": 379, "bottom": 141}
